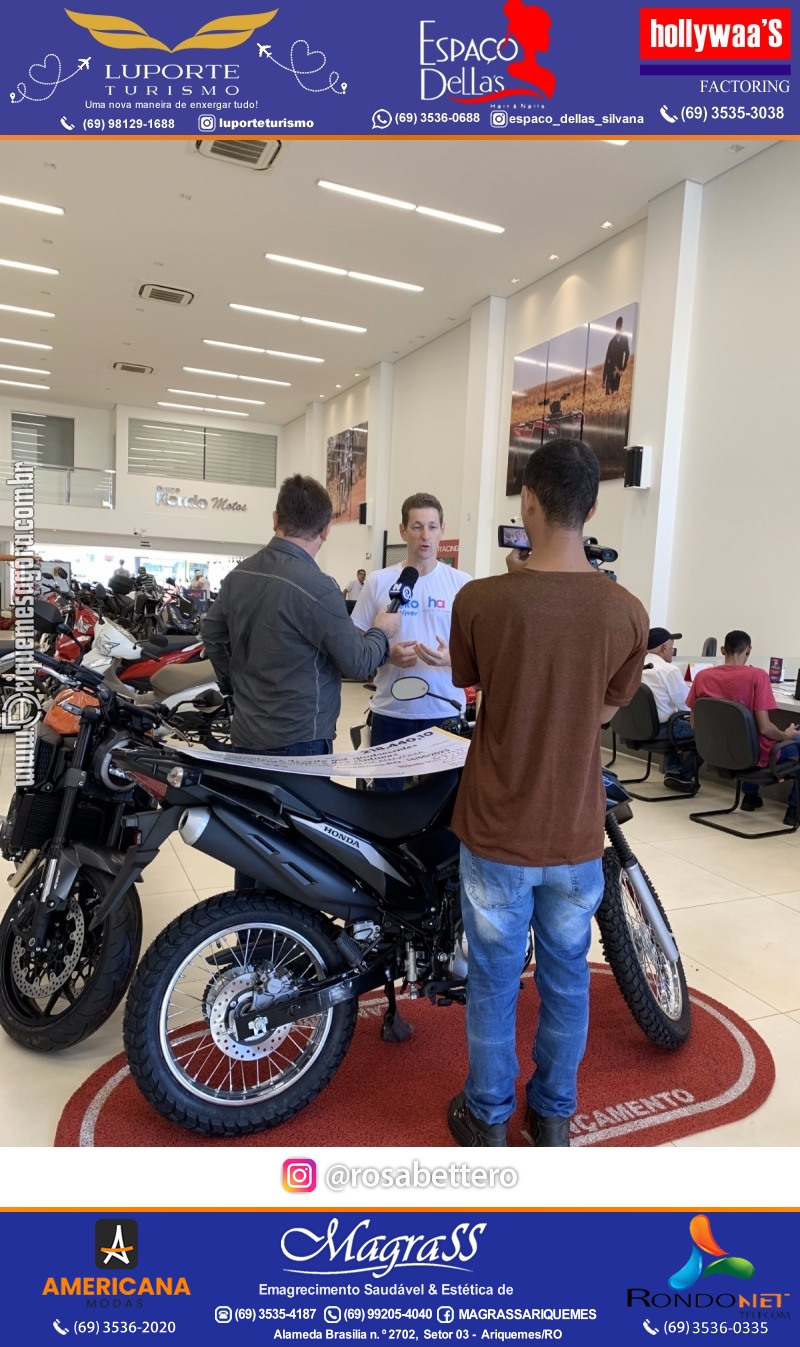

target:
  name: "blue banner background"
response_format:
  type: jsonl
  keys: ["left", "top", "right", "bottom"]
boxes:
{"left": 3, "top": 1210, "right": 797, "bottom": 1340}
{"left": 0, "top": 1, "right": 797, "bottom": 137}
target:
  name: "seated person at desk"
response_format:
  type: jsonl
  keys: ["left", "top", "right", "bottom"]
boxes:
{"left": 641, "top": 626, "right": 699, "bottom": 791}
{"left": 687, "top": 629, "right": 800, "bottom": 825}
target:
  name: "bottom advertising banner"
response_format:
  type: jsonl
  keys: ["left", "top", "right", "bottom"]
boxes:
{"left": 1, "top": 1210, "right": 796, "bottom": 1340}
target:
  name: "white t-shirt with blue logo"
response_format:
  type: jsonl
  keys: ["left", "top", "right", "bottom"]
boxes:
{"left": 352, "top": 561, "right": 473, "bottom": 719}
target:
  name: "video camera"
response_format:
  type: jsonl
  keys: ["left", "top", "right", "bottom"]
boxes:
{"left": 497, "top": 524, "right": 618, "bottom": 581}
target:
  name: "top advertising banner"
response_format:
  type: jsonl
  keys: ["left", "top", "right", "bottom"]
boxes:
{"left": 0, "top": 0, "right": 797, "bottom": 138}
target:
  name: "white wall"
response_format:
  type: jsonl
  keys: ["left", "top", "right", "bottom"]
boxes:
{"left": 388, "top": 322, "right": 471, "bottom": 535}
{"left": 0, "top": 396, "right": 283, "bottom": 550}
{"left": 493, "top": 222, "right": 647, "bottom": 576}
{"left": 0, "top": 394, "right": 113, "bottom": 469}
{"left": 316, "top": 383, "right": 370, "bottom": 588}
{"left": 667, "top": 142, "right": 799, "bottom": 655}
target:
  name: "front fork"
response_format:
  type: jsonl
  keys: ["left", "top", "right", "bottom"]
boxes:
{"left": 24, "top": 714, "right": 100, "bottom": 945}
{"left": 604, "top": 812, "right": 679, "bottom": 964}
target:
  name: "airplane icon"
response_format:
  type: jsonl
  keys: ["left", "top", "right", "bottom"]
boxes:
{"left": 78, "top": 57, "right": 90, "bottom": 69}
{"left": 258, "top": 44, "right": 271, "bottom": 57}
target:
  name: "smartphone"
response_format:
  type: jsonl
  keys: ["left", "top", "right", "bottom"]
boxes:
{"left": 497, "top": 524, "right": 529, "bottom": 549}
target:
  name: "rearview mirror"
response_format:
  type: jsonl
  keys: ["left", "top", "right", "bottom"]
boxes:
{"left": 391, "top": 676, "right": 430, "bottom": 702}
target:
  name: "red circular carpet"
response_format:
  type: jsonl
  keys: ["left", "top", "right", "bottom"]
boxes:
{"left": 55, "top": 967, "right": 774, "bottom": 1147}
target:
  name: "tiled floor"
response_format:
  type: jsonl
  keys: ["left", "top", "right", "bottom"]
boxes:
{"left": 0, "top": 683, "right": 798, "bottom": 1147}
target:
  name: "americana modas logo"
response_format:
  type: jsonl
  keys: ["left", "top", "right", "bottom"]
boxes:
{"left": 669, "top": 1214, "right": 754, "bottom": 1290}
{"left": 65, "top": 8, "right": 278, "bottom": 52}
{"left": 95, "top": 1219, "right": 138, "bottom": 1270}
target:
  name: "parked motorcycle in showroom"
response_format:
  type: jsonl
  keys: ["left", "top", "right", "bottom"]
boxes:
{"left": 112, "top": 675, "right": 690, "bottom": 1138}
{"left": 0, "top": 603, "right": 228, "bottom": 1049}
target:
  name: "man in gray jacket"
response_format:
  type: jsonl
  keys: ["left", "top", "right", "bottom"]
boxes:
{"left": 203, "top": 474, "right": 399, "bottom": 756}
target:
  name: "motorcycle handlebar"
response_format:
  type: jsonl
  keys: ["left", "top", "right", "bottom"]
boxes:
{"left": 35, "top": 650, "right": 107, "bottom": 691}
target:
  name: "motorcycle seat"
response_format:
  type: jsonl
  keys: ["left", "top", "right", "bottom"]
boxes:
{"left": 0, "top": 639, "right": 15, "bottom": 657}
{"left": 151, "top": 659, "right": 216, "bottom": 696}
{"left": 139, "top": 635, "right": 202, "bottom": 655}
{"left": 203, "top": 759, "right": 458, "bottom": 841}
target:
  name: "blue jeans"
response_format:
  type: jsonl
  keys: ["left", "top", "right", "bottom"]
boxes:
{"left": 459, "top": 842, "right": 604, "bottom": 1125}
{"left": 742, "top": 743, "right": 799, "bottom": 806}
{"left": 369, "top": 712, "right": 455, "bottom": 792}
{"left": 663, "top": 716, "right": 700, "bottom": 781}
{"left": 231, "top": 739, "right": 332, "bottom": 888}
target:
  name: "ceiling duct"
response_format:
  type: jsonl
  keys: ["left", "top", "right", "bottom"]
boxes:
{"left": 113, "top": 361, "right": 154, "bottom": 374}
{"left": 195, "top": 138, "right": 282, "bottom": 171}
{"left": 137, "top": 283, "right": 195, "bottom": 306}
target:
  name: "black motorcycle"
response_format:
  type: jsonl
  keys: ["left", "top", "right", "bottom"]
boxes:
{"left": 0, "top": 601, "right": 176, "bottom": 1051}
{"left": 111, "top": 685, "right": 690, "bottom": 1139}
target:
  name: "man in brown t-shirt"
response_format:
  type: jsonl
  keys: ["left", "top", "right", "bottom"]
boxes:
{"left": 447, "top": 440, "right": 648, "bottom": 1148}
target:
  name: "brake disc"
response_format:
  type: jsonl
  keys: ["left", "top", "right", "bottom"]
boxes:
{"left": 10, "top": 897, "right": 85, "bottom": 996}
{"left": 206, "top": 971, "right": 293, "bottom": 1061}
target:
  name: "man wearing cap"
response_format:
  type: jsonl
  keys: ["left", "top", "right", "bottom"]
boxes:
{"left": 640, "top": 627, "right": 698, "bottom": 791}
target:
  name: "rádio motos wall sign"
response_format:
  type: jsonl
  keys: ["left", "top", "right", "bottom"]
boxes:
{"left": 155, "top": 486, "right": 246, "bottom": 512}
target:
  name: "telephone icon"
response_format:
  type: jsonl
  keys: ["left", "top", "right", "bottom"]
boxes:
{"left": 60, "top": 116, "right": 75, "bottom": 131}
{"left": 643, "top": 1320, "right": 659, "bottom": 1337}
{"left": 659, "top": 104, "right": 678, "bottom": 124}
{"left": 53, "top": 1321, "right": 70, "bottom": 1336}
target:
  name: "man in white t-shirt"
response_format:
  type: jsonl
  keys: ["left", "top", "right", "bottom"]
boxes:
{"left": 343, "top": 569, "right": 367, "bottom": 609}
{"left": 640, "top": 625, "right": 698, "bottom": 790}
{"left": 352, "top": 492, "right": 472, "bottom": 790}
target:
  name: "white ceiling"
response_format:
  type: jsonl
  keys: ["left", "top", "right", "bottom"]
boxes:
{"left": 0, "top": 136, "right": 774, "bottom": 425}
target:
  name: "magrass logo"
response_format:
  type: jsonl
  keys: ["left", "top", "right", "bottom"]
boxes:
{"left": 95, "top": 1219, "right": 138, "bottom": 1270}
{"left": 669, "top": 1214, "right": 755, "bottom": 1290}
{"left": 64, "top": 8, "right": 278, "bottom": 52}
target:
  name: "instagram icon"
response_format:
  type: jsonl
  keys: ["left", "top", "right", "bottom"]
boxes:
{"left": 283, "top": 1158, "right": 317, "bottom": 1192}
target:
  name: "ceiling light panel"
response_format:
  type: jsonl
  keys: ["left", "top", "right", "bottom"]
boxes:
{"left": 0, "top": 193, "right": 64, "bottom": 215}
{"left": 317, "top": 179, "right": 504, "bottom": 233}
{"left": 183, "top": 365, "right": 292, "bottom": 388}
{"left": 0, "top": 258, "right": 59, "bottom": 275}
{"left": 0, "top": 302, "right": 55, "bottom": 317}
{"left": 266, "top": 253, "right": 422, "bottom": 292}
{"left": 0, "top": 361, "right": 51, "bottom": 375}
{"left": 0, "top": 377, "right": 50, "bottom": 389}
{"left": 0, "top": 337, "right": 52, "bottom": 349}
{"left": 230, "top": 302, "right": 365, "bottom": 334}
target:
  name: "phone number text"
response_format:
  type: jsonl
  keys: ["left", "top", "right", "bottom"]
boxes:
{"left": 663, "top": 1324, "right": 770, "bottom": 1335}
{"left": 83, "top": 119, "right": 176, "bottom": 130}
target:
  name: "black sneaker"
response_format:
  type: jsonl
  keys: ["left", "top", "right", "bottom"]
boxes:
{"left": 740, "top": 794, "right": 763, "bottom": 812}
{"left": 447, "top": 1094, "right": 508, "bottom": 1147}
{"left": 664, "top": 776, "right": 695, "bottom": 793}
{"left": 524, "top": 1106, "right": 571, "bottom": 1147}
{"left": 783, "top": 807, "right": 799, "bottom": 828}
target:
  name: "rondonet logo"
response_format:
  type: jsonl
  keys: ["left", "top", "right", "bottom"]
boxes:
{"left": 420, "top": 1, "right": 556, "bottom": 103}
{"left": 65, "top": 8, "right": 278, "bottom": 51}
{"left": 626, "top": 1215, "right": 790, "bottom": 1314}
{"left": 281, "top": 1217, "right": 487, "bottom": 1279}
{"left": 640, "top": 7, "right": 792, "bottom": 60}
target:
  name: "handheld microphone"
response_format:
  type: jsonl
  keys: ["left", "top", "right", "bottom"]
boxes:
{"left": 387, "top": 566, "right": 419, "bottom": 613}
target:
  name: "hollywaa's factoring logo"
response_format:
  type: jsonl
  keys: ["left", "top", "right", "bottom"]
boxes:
{"left": 420, "top": 1, "right": 556, "bottom": 103}
{"left": 65, "top": 7, "right": 278, "bottom": 51}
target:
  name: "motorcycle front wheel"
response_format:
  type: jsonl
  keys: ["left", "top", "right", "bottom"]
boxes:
{"left": 596, "top": 849, "right": 691, "bottom": 1049}
{"left": 0, "top": 868, "right": 142, "bottom": 1051}
{"left": 123, "top": 892, "right": 357, "bottom": 1137}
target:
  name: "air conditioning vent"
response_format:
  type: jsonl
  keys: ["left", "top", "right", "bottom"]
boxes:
{"left": 138, "top": 283, "right": 194, "bottom": 306}
{"left": 113, "top": 361, "right": 154, "bottom": 374}
{"left": 195, "top": 138, "right": 282, "bottom": 171}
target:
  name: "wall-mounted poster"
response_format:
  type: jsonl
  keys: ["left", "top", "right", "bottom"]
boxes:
{"left": 506, "top": 304, "right": 638, "bottom": 494}
{"left": 325, "top": 421, "right": 368, "bottom": 525}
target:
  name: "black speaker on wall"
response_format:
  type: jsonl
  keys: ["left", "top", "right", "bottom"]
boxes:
{"left": 359, "top": 501, "right": 373, "bottom": 525}
{"left": 623, "top": 445, "right": 652, "bottom": 489}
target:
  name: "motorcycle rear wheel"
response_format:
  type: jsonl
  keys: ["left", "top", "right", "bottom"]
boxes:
{"left": 124, "top": 892, "right": 357, "bottom": 1137}
{"left": 596, "top": 848, "right": 690, "bottom": 1049}
{"left": 0, "top": 868, "right": 142, "bottom": 1051}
